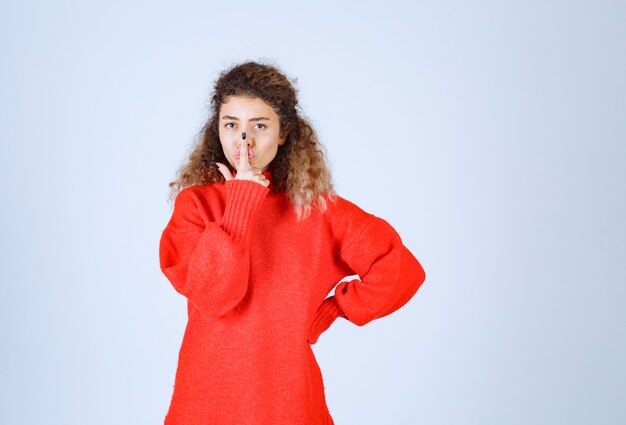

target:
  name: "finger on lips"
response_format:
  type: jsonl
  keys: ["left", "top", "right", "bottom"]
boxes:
{"left": 239, "top": 143, "right": 250, "bottom": 166}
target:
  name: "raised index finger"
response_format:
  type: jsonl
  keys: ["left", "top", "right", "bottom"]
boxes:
{"left": 239, "top": 140, "right": 251, "bottom": 169}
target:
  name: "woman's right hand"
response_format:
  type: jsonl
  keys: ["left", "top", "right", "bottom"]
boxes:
{"left": 215, "top": 143, "right": 270, "bottom": 188}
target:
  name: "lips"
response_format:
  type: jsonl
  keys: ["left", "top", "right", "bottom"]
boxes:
{"left": 234, "top": 153, "right": 254, "bottom": 160}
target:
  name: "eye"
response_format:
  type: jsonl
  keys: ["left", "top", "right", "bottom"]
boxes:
{"left": 254, "top": 123, "right": 267, "bottom": 130}
{"left": 224, "top": 122, "right": 236, "bottom": 129}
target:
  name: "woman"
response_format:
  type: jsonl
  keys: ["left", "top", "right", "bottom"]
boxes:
{"left": 159, "top": 61, "right": 426, "bottom": 424}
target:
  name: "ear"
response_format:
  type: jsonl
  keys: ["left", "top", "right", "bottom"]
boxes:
{"left": 278, "top": 124, "right": 290, "bottom": 145}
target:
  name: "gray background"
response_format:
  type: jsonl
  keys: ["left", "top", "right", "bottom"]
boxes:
{"left": 1, "top": 1, "right": 624, "bottom": 424}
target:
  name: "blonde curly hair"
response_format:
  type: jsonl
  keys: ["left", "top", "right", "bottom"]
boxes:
{"left": 168, "top": 61, "right": 336, "bottom": 220}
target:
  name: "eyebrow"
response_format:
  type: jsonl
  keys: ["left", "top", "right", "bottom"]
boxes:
{"left": 221, "top": 115, "right": 270, "bottom": 122}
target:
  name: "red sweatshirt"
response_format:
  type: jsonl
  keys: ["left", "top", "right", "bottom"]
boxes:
{"left": 159, "top": 170, "right": 426, "bottom": 424}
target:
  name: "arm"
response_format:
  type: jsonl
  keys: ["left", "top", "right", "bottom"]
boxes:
{"left": 159, "top": 180, "right": 269, "bottom": 318}
{"left": 334, "top": 215, "right": 426, "bottom": 325}
{"left": 308, "top": 214, "right": 426, "bottom": 343}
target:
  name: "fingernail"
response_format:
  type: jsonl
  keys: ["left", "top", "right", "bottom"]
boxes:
{"left": 211, "top": 162, "right": 219, "bottom": 168}
{"left": 242, "top": 132, "right": 246, "bottom": 140}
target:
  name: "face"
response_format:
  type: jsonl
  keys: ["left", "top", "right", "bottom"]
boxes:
{"left": 218, "top": 95, "right": 289, "bottom": 172}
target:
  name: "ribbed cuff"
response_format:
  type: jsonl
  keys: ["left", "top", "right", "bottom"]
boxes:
{"left": 220, "top": 180, "right": 269, "bottom": 243}
{"left": 308, "top": 296, "right": 346, "bottom": 344}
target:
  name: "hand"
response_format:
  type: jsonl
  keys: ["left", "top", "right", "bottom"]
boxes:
{"left": 214, "top": 143, "right": 270, "bottom": 188}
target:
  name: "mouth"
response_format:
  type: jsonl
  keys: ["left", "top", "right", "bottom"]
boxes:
{"left": 234, "top": 153, "right": 254, "bottom": 160}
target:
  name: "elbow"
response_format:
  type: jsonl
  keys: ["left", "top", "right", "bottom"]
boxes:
{"left": 161, "top": 263, "right": 191, "bottom": 297}
{"left": 190, "top": 277, "right": 250, "bottom": 320}
{"left": 403, "top": 246, "right": 426, "bottom": 291}
{"left": 411, "top": 257, "right": 426, "bottom": 296}
{"left": 206, "top": 295, "right": 247, "bottom": 319}
{"left": 416, "top": 258, "right": 426, "bottom": 287}
{"left": 160, "top": 263, "right": 249, "bottom": 319}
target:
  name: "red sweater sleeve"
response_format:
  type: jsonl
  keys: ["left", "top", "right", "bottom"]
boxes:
{"left": 308, "top": 203, "right": 426, "bottom": 344}
{"left": 159, "top": 180, "right": 269, "bottom": 318}
{"left": 332, "top": 215, "right": 426, "bottom": 326}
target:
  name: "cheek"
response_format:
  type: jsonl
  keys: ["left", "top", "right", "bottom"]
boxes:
{"left": 218, "top": 132, "right": 231, "bottom": 151}
{"left": 260, "top": 140, "right": 280, "bottom": 157}
{"left": 264, "top": 130, "right": 282, "bottom": 148}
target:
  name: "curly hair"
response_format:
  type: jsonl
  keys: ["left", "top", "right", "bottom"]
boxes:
{"left": 167, "top": 61, "right": 336, "bottom": 220}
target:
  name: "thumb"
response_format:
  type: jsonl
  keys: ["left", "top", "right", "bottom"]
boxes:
{"left": 214, "top": 163, "right": 233, "bottom": 180}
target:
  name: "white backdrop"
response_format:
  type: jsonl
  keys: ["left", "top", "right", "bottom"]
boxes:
{"left": 1, "top": 1, "right": 624, "bottom": 424}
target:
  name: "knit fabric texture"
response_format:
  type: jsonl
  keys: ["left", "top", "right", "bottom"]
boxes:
{"left": 158, "top": 170, "right": 426, "bottom": 424}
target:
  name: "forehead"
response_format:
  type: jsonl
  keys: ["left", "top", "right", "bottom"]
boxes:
{"left": 220, "top": 95, "right": 278, "bottom": 118}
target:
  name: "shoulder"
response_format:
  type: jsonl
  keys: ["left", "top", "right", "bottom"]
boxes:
{"left": 323, "top": 193, "right": 374, "bottom": 220}
{"left": 175, "top": 183, "right": 225, "bottom": 204}
{"left": 323, "top": 193, "right": 401, "bottom": 246}
{"left": 321, "top": 193, "right": 378, "bottom": 240}
{"left": 171, "top": 183, "right": 227, "bottom": 220}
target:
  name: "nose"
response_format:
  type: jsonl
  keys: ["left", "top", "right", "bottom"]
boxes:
{"left": 239, "top": 129, "right": 254, "bottom": 147}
